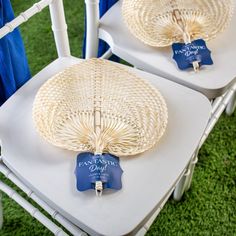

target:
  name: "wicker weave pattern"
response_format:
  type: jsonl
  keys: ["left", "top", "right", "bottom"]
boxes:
{"left": 33, "top": 59, "right": 168, "bottom": 156}
{"left": 122, "top": 0, "right": 234, "bottom": 47}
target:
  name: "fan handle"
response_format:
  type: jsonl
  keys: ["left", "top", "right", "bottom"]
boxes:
{"left": 172, "top": 9, "right": 200, "bottom": 72}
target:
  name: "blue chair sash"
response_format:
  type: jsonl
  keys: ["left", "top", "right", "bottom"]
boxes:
{"left": 0, "top": 0, "right": 31, "bottom": 105}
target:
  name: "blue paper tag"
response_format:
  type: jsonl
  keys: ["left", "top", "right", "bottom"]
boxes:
{"left": 172, "top": 39, "right": 213, "bottom": 70}
{"left": 75, "top": 152, "right": 123, "bottom": 192}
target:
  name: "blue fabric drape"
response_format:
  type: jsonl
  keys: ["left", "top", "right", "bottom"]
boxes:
{"left": 0, "top": 0, "right": 31, "bottom": 105}
{"left": 83, "top": 0, "right": 119, "bottom": 61}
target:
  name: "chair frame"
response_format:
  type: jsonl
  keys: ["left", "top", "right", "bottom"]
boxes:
{"left": 0, "top": 0, "right": 234, "bottom": 235}
{"left": 84, "top": 0, "right": 236, "bottom": 199}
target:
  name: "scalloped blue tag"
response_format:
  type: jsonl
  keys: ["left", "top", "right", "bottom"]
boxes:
{"left": 75, "top": 152, "right": 123, "bottom": 192}
{"left": 172, "top": 39, "right": 213, "bottom": 70}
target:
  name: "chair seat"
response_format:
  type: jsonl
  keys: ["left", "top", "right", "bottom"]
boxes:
{"left": 0, "top": 56, "right": 211, "bottom": 235}
{"left": 99, "top": 0, "right": 236, "bottom": 99}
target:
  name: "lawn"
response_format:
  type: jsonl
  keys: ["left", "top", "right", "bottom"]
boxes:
{"left": 0, "top": 0, "right": 235, "bottom": 235}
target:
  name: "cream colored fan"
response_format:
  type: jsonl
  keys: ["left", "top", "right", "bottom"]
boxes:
{"left": 122, "top": 0, "right": 234, "bottom": 71}
{"left": 33, "top": 59, "right": 168, "bottom": 195}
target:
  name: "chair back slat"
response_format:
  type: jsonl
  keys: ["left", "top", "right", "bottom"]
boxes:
{"left": 49, "top": 0, "right": 70, "bottom": 57}
{"left": 85, "top": 0, "right": 99, "bottom": 58}
{"left": 0, "top": 0, "right": 70, "bottom": 58}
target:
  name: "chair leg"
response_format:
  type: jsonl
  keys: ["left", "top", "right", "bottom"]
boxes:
{"left": 173, "top": 150, "right": 199, "bottom": 201}
{"left": 226, "top": 90, "right": 236, "bottom": 116}
{"left": 173, "top": 169, "right": 190, "bottom": 201}
{"left": 184, "top": 151, "right": 199, "bottom": 191}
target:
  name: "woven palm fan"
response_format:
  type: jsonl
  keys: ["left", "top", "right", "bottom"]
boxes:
{"left": 33, "top": 59, "right": 168, "bottom": 195}
{"left": 122, "top": 0, "right": 234, "bottom": 71}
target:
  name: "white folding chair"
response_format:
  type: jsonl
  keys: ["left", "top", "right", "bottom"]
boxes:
{"left": 85, "top": 0, "right": 236, "bottom": 104}
{"left": 0, "top": 0, "right": 211, "bottom": 235}
{"left": 85, "top": 0, "right": 236, "bottom": 192}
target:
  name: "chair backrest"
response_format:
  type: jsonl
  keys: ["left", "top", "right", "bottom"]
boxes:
{"left": 0, "top": 0, "right": 104, "bottom": 59}
{"left": 0, "top": 0, "right": 70, "bottom": 58}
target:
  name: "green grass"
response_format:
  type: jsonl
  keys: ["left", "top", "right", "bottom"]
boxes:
{"left": 0, "top": 0, "right": 236, "bottom": 235}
